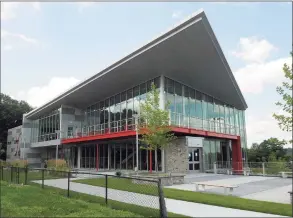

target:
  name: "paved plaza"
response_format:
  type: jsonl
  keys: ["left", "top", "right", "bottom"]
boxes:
{"left": 168, "top": 173, "right": 292, "bottom": 204}
{"left": 33, "top": 178, "right": 285, "bottom": 217}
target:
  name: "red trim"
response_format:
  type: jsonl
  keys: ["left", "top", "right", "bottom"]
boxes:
{"left": 96, "top": 144, "right": 99, "bottom": 171}
{"left": 62, "top": 126, "right": 238, "bottom": 144}
{"left": 62, "top": 130, "right": 137, "bottom": 144}
{"left": 232, "top": 136, "right": 243, "bottom": 173}
{"left": 171, "top": 126, "right": 238, "bottom": 140}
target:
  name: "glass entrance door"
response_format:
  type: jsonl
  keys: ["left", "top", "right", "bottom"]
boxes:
{"left": 188, "top": 147, "right": 201, "bottom": 172}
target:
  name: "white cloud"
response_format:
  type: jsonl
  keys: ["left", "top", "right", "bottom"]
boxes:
{"left": 75, "top": 2, "right": 97, "bottom": 13}
{"left": 1, "top": 29, "right": 40, "bottom": 51}
{"left": 234, "top": 56, "right": 292, "bottom": 94}
{"left": 246, "top": 114, "right": 292, "bottom": 147}
{"left": 172, "top": 11, "right": 182, "bottom": 19}
{"left": 17, "top": 77, "right": 80, "bottom": 107}
{"left": 1, "top": 2, "right": 41, "bottom": 20}
{"left": 231, "top": 36, "right": 277, "bottom": 63}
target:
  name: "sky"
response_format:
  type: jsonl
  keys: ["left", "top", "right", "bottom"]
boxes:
{"left": 1, "top": 2, "right": 292, "bottom": 147}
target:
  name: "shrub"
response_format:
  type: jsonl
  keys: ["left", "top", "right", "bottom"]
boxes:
{"left": 10, "top": 160, "right": 28, "bottom": 168}
{"left": 47, "top": 159, "right": 70, "bottom": 177}
{"left": 0, "top": 160, "right": 7, "bottom": 167}
{"left": 115, "top": 171, "right": 122, "bottom": 177}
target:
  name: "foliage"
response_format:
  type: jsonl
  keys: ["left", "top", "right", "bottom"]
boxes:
{"left": 247, "top": 138, "right": 289, "bottom": 162}
{"left": 0, "top": 160, "right": 7, "bottom": 167}
{"left": 0, "top": 93, "right": 33, "bottom": 160}
{"left": 115, "top": 171, "right": 122, "bottom": 177}
{"left": 273, "top": 51, "right": 292, "bottom": 139}
{"left": 47, "top": 159, "right": 68, "bottom": 170}
{"left": 47, "top": 159, "right": 69, "bottom": 177}
{"left": 9, "top": 159, "right": 28, "bottom": 168}
{"left": 139, "top": 82, "right": 176, "bottom": 151}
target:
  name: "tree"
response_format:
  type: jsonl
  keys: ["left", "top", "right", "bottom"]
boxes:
{"left": 247, "top": 138, "right": 287, "bottom": 162}
{"left": 0, "top": 93, "right": 33, "bottom": 160}
{"left": 139, "top": 83, "right": 176, "bottom": 173}
{"left": 273, "top": 51, "right": 292, "bottom": 136}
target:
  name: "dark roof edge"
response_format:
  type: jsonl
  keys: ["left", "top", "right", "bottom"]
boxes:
{"left": 201, "top": 14, "right": 248, "bottom": 110}
{"left": 25, "top": 11, "right": 206, "bottom": 118}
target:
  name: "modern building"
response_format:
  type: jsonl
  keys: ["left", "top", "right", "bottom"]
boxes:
{"left": 6, "top": 11, "right": 247, "bottom": 174}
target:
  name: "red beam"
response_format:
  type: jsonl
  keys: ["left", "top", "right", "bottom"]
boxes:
{"left": 61, "top": 126, "right": 238, "bottom": 144}
{"left": 62, "top": 130, "right": 136, "bottom": 144}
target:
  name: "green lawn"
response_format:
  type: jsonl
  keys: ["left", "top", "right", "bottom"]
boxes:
{"left": 0, "top": 181, "right": 140, "bottom": 217}
{"left": 75, "top": 177, "right": 292, "bottom": 217}
{"left": 29, "top": 182, "right": 186, "bottom": 217}
{"left": 1, "top": 168, "right": 66, "bottom": 184}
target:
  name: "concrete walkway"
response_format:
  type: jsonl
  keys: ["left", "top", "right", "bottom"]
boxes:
{"left": 33, "top": 179, "right": 285, "bottom": 217}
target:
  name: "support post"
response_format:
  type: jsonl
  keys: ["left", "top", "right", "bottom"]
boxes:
{"left": 213, "top": 162, "right": 217, "bottom": 174}
{"left": 96, "top": 144, "right": 99, "bottom": 171}
{"left": 158, "top": 179, "right": 167, "bottom": 218}
{"left": 150, "top": 150, "right": 153, "bottom": 173}
{"left": 232, "top": 136, "right": 243, "bottom": 174}
{"left": 56, "top": 144, "right": 59, "bottom": 167}
{"left": 105, "top": 175, "right": 108, "bottom": 205}
{"left": 77, "top": 146, "right": 81, "bottom": 169}
{"left": 262, "top": 162, "right": 265, "bottom": 176}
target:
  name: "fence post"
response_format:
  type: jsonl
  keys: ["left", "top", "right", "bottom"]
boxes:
{"left": 158, "top": 179, "right": 167, "bottom": 218}
{"left": 42, "top": 169, "right": 44, "bottom": 188}
{"left": 262, "top": 162, "right": 265, "bottom": 176}
{"left": 1, "top": 166, "right": 3, "bottom": 180}
{"left": 17, "top": 167, "right": 20, "bottom": 184}
{"left": 105, "top": 175, "right": 108, "bottom": 205}
{"left": 67, "top": 171, "right": 70, "bottom": 198}
{"left": 11, "top": 167, "right": 13, "bottom": 183}
{"left": 25, "top": 167, "right": 28, "bottom": 185}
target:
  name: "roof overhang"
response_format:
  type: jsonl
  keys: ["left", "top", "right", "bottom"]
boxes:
{"left": 25, "top": 10, "right": 247, "bottom": 119}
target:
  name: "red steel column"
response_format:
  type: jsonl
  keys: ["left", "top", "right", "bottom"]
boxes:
{"left": 232, "top": 136, "right": 243, "bottom": 174}
{"left": 96, "top": 144, "right": 99, "bottom": 171}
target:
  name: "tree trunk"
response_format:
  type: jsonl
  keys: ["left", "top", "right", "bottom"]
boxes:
{"left": 149, "top": 150, "right": 152, "bottom": 173}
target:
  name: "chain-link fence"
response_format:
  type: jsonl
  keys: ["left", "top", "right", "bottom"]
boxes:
{"left": 0, "top": 166, "right": 167, "bottom": 218}
{"left": 211, "top": 161, "right": 292, "bottom": 177}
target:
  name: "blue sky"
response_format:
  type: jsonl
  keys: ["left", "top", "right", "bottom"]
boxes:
{"left": 1, "top": 2, "right": 292, "bottom": 146}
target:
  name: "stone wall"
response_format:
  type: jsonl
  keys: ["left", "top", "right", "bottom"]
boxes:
{"left": 164, "top": 137, "right": 188, "bottom": 174}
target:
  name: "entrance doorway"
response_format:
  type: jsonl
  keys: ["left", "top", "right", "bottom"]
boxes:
{"left": 188, "top": 147, "right": 202, "bottom": 172}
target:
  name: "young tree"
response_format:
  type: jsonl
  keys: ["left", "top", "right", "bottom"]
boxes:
{"left": 139, "top": 83, "right": 176, "bottom": 173}
{"left": 273, "top": 52, "right": 292, "bottom": 136}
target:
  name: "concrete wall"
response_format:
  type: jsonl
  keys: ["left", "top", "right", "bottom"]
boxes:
{"left": 6, "top": 125, "right": 22, "bottom": 162}
{"left": 61, "top": 105, "right": 84, "bottom": 139}
{"left": 164, "top": 137, "right": 188, "bottom": 174}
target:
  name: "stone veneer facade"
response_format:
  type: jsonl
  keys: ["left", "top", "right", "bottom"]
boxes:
{"left": 164, "top": 137, "right": 188, "bottom": 174}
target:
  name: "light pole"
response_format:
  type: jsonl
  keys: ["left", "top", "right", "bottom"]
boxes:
{"left": 133, "top": 114, "right": 139, "bottom": 173}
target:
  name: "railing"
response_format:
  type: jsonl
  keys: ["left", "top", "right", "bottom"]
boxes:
{"left": 169, "top": 112, "right": 238, "bottom": 135}
{"left": 31, "top": 132, "right": 60, "bottom": 143}
{"left": 208, "top": 161, "right": 292, "bottom": 177}
{"left": 64, "top": 112, "right": 241, "bottom": 139}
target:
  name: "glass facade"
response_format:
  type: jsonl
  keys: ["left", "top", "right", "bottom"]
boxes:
{"left": 79, "top": 77, "right": 160, "bottom": 136}
{"left": 31, "top": 110, "right": 60, "bottom": 143}
{"left": 79, "top": 141, "right": 162, "bottom": 171}
{"left": 164, "top": 76, "right": 247, "bottom": 152}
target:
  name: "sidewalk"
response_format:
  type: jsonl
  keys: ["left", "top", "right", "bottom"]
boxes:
{"left": 33, "top": 179, "right": 286, "bottom": 217}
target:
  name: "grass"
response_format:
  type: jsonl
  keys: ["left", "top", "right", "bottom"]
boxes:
{"left": 1, "top": 168, "right": 66, "bottom": 184}
{"left": 29, "top": 182, "right": 186, "bottom": 217}
{"left": 0, "top": 181, "right": 140, "bottom": 217}
{"left": 75, "top": 177, "right": 292, "bottom": 217}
